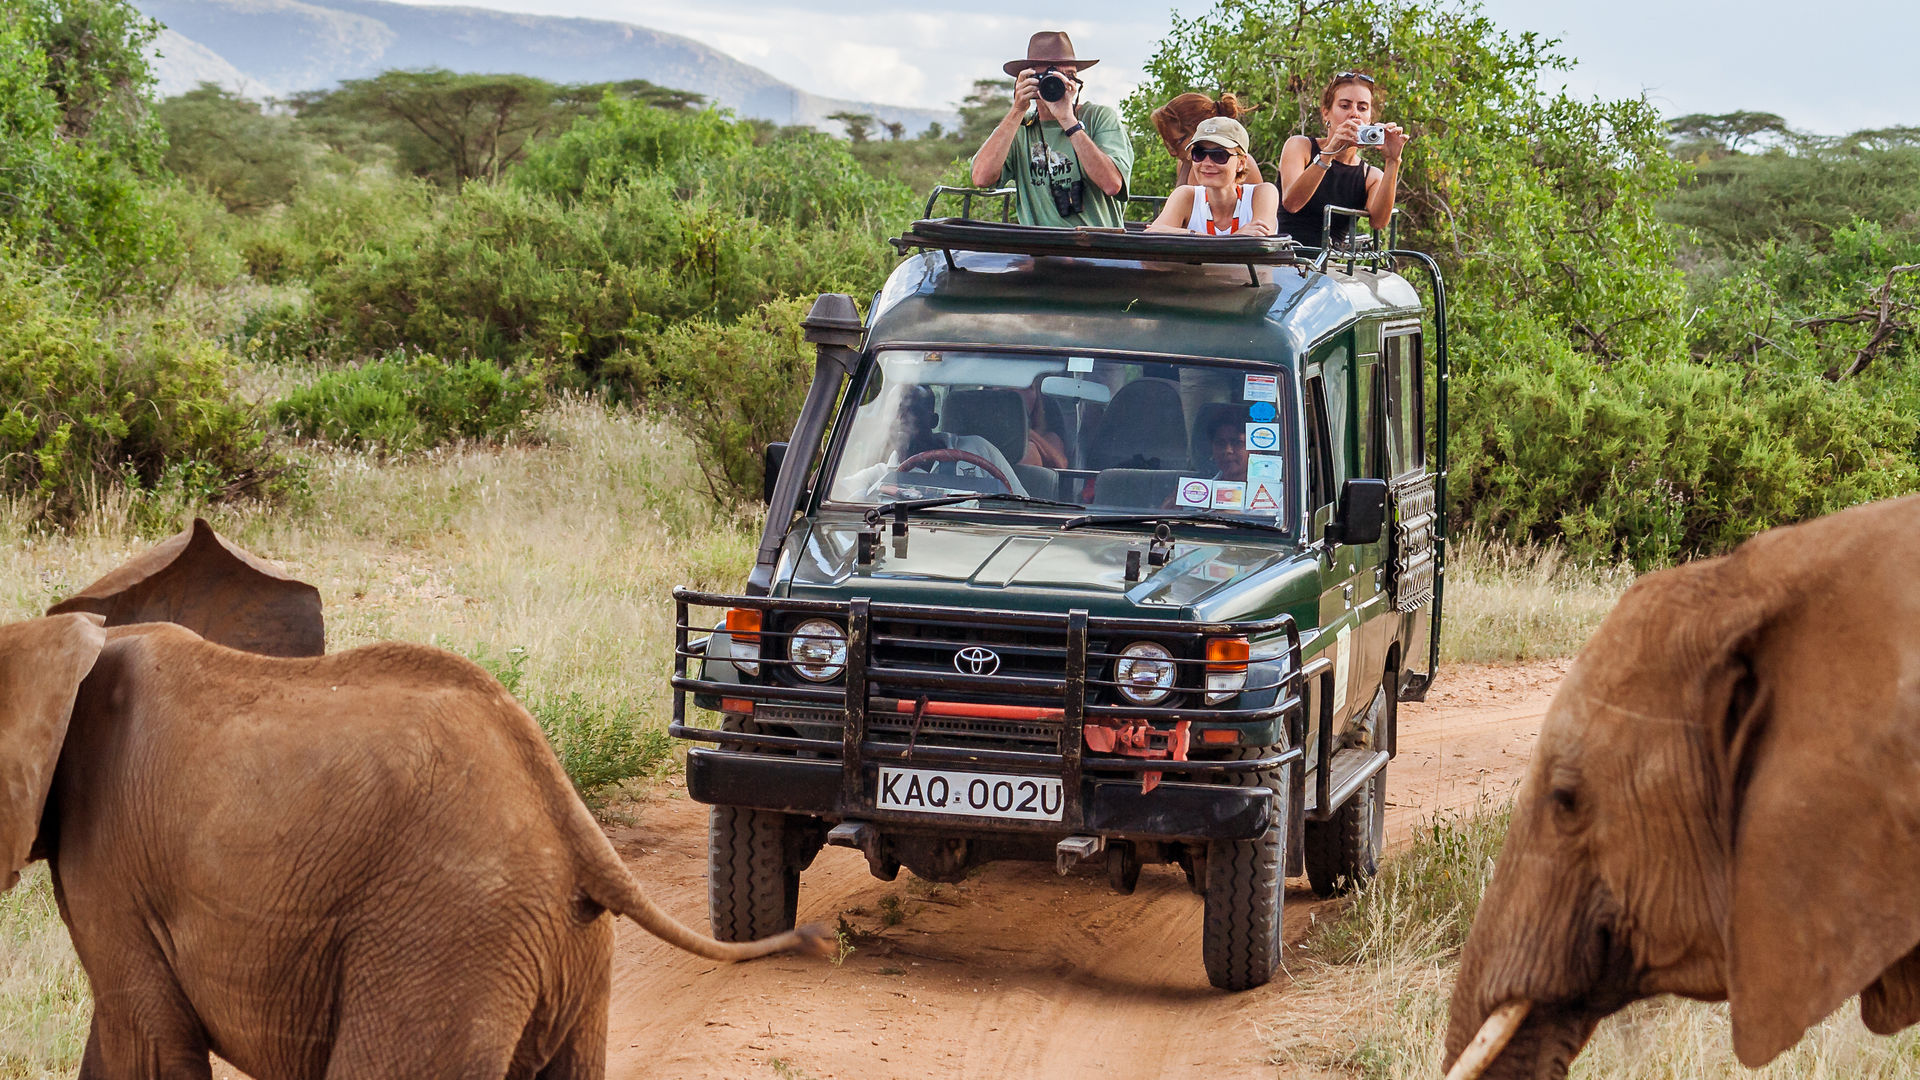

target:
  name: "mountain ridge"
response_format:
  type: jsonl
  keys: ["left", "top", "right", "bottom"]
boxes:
{"left": 138, "top": 0, "right": 955, "bottom": 134}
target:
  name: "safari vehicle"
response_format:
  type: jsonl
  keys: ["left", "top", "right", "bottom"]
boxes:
{"left": 668, "top": 192, "right": 1447, "bottom": 990}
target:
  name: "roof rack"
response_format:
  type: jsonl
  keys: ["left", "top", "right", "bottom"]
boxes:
{"left": 892, "top": 218, "right": 1306, "bottom": 282}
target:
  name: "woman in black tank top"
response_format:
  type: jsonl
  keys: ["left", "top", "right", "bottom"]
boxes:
{"left": 1276, "top": 72, "right": 1409, "bottom": 248}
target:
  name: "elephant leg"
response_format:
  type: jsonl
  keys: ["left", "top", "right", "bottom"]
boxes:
{"left": 532, "top": 1006, "right": 607, "bottom": 1080}
{"left": 77, "top": 996, "right": 214, "bottom": 1080}
{"left": 320, "top": 981, "right": 522, "bottom": 1080}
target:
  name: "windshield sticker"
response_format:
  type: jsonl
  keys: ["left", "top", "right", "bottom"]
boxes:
{"left": 1247, "top": 454, "right": 1283, "bottom": 482}
{"left": 1248, "top": 400, "right": 1277, "bottom": 422}
{"left": 1247, "top": 479, "right": 1283, "bottom": 515}
{"left": 1242, "top": 373, "right": 1278, "bottom": 402}
{"left": 1245, "top": 423, "right": 1280, "bottom": 453}
{"left": 1176, "top": 477, "right": 1214, "bottom": 509}
{"left": 1211, "top": 482, "right": 1246, "bottom": 511}
{"left": 1068, "top": 356, "right": 1095, "bottom": 372}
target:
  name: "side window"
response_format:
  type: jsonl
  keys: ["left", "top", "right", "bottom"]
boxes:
{"left": 1383, "top": 332, "right": 1425, "bottom": 474}
{"left": 1359, "top": 355, "right": 1384, "bottom": 479}
{"left": 1304, "top": 373, "right": 1335, "bottom": 514}
{"left": 1321, "top": 345, "right": 1351, "bottom": 488}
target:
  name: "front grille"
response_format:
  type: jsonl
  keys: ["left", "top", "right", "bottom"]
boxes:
{"left": 869, "top": 617, "right": 1094, "bottom": 695}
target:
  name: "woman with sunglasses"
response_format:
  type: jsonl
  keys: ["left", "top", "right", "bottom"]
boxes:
{"left": 1145, "top": 116, "right": 1279, "bottom": 236}
{"left": 1276, "top": 71, "right": 1408, "bottom": 247}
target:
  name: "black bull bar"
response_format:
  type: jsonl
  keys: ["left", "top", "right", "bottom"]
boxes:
{"left": 669, "top": 588, "right": 1334, "bottom": 837}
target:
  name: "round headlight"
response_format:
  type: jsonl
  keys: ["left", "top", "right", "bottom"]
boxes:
{"left": 789, "top": 618, "right": 848, "bottom": 682}
{"left": 1114, "top": 640, "right": 1176, "bottom": 705}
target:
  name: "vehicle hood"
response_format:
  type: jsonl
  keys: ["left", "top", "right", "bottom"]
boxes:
{"left": 778, "top": 517, "right": 1302, "bottom": 617}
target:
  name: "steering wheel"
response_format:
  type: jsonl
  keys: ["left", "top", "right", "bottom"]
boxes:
{"left": 895, "top": 448, "right": 1012, "bottom": 490}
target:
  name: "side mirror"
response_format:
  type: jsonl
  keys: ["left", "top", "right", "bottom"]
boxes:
{"left": 1328, "top": 478, "right": 1388, "bottom": 546}
{"left": 762, "top": 442, "right": 789, "bottom": 505}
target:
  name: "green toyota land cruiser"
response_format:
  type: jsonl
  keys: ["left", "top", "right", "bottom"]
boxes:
{"left": 669, "top": 199, "right": 1447, "bottom": 990}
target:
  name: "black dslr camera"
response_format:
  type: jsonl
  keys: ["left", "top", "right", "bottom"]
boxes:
{"left": 1037, "top": 67, "right": 1073, "bottom": 103}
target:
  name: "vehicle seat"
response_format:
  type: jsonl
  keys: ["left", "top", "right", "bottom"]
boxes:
{"left": 1087, "top": 378, "right": 1187, "bottom": 471}
{"left": 1091, "top": 468, "right": 1184, "bottom": 510}
{"left": 940, "top": 389, "right": 1027, "bottom": 462}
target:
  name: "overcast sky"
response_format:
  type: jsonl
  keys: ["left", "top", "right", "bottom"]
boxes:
{"left": 402, "top": 0, "right": 1916, "bottom": 136}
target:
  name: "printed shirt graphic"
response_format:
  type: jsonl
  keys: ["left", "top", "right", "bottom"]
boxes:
{"left": 993, "top": 103, "right": 1134, "bottom": 229}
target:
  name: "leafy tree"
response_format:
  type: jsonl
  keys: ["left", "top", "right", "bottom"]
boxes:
{"left": 293, "top": 70, "right": 580, "bottom": 187}
{"left": 1661, "top": 138, "right": 1920, "bottom": 256}
{"left": 157, "top": 84, "right": 314, "bottom": 213}
{"left": 1667, "top": 110, "right": 1793, "bottom": 158}
{"left": 828, "top": 110, "right": 876, "bottom": 144}
{"left": 957, "top": 78, "right": 1012, "bottom": 145}
{"left": 0, "top": 0, "right": 177, "bottom": 294}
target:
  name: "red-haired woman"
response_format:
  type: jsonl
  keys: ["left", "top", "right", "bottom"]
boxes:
{"left": 1275, "top": 72, "right": 1408, "bottom": 246}
{"left": 1150, "top": 91, "right": 1266, "bottom": 188}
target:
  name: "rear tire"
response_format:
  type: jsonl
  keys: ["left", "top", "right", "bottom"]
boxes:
{"left": 708, "top": 804, "right": 800, "bottom": 941}
{"left": 1202, "top": 746, "right": 1288, "bottom": 991}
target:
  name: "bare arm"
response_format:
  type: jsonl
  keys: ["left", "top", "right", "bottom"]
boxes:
{"left": 1245, "top": 182, "right": 1280, "bottom": 236}
{"left": 1144, "top": 187, "right": 1196, "bottom": 233}
{"left": 1363, "top": 123, "right": 1409, "bottom": 231}
{"left": 1277, "top": 134, "right": 1319, "bottom": 214}
{"left": 1039, "top": 90, "right": 1125, "bottom": 197}
{"left": 970, "top": 71, "right": 1039, "bottom": 188}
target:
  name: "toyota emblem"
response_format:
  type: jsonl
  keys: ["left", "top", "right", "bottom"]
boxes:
{"left": 954, "top": 646, "right": 1002, "bottom": 676}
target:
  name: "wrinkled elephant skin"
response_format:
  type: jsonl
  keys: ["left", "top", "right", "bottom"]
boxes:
{"left": 1445, "top": 493, "right": 1920, "bottom": 1079}
{"left": 3, "top": 619, "right": 824, "bottom": 1080}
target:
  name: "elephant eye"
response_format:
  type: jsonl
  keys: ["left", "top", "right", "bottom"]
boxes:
{"left": 1550, "top": 786, "right": 1579, "bottom": 816}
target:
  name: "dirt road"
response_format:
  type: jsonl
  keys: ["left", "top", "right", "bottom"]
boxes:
{"left": 598, "top": 660, "right": 1566, "bottom": 1080}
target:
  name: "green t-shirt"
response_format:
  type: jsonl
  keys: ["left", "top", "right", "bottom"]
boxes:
{"left": 986, "top": 102, "right": 1135, "bottom": 229}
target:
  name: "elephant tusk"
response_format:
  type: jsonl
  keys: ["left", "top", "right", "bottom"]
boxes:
{"left": 1444, "top": 1000, "right": 1532, "bottom": 1080}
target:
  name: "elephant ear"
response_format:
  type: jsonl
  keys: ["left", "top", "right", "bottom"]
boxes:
{"left": 1723, "top": 511, "right": 1920, "bottom": 1066}
{"left": 0, "top": 613, "right": 107, "bottom": 891}
{"left": 47, "top": 518, "right": 323, "bottom": 657}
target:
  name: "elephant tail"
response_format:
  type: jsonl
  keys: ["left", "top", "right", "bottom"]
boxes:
{"left": 572, "top": 819, "right": 834, "bottom": 963}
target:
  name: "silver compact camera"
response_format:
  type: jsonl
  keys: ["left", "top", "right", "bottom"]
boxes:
{"left": 1355, "top": 123, "right": 1387, "bottom": 145}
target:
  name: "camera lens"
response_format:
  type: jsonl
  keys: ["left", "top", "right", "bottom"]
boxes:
{"left": 1038, "top": 71, "right": 1069, "bottom": 103}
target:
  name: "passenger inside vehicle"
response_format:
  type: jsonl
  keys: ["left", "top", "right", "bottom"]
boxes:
{"left": 824, "top": 352, "right": 1297, "bottom": 531}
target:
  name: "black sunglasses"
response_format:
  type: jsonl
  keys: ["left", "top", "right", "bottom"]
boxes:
{"left": 1333, "top": 71, "right": 1376, "bottom": 84}
{"left": 1189, "top": 145, "right": 1236, "bottom": 165}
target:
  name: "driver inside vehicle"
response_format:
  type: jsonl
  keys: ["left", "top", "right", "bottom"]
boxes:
{"left": 841, "top": 385, "right": 1028, "bottom": 498}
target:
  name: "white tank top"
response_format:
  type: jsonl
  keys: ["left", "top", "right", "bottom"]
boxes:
{"left": 1185, "top": 184, "right": 1254, "bottom": 235}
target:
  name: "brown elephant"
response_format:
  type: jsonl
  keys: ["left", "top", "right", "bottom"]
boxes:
{"left": 5, "top": 527, "right": 825, "bottom": 1080}
{"left": 1445, "top": 494, "right": 1920, "bottom": 1079}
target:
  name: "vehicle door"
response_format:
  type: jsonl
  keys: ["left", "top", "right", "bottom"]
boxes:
{"left": 1381, "top": 324, "right": 1439, "bottom": 693}
{"left": 1302, "top": 337, "right": 1372, "bottom": 737}
{"left": 1351, "top": 331, "right": 1396, "bottom": 712}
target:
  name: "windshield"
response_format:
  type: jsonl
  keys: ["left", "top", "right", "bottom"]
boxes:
{"left": 823, "top": 349, "right": 1299, "bottom": 532}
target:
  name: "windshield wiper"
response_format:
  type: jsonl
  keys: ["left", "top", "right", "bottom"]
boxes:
{"left": 1059, "top": 511, "right": 1287, "bottom": 532}
{"left": 866, "top": 492, "right": 1086, "bottom": 530}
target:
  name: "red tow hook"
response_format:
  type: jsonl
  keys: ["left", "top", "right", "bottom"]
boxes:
{"left": 1083, "top": 720, "right": 1192, "bottom": 794}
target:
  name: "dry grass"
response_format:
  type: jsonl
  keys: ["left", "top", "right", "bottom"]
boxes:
{"left": 1439, "top": 533, "right": 1636, "bottom": 664}
{"left": 1285, "top": 803, "right": 1920, "bottom": 1078}
{"left": 0, "top": 868, "right": 88, "bottom": 1079}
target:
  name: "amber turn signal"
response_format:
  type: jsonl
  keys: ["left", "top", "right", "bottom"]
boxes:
{"left": 724, "top": 607, "right": 763, "bottom": 644}
{"left": 1205, "top": 636, "right": 1250, "bottom": 671}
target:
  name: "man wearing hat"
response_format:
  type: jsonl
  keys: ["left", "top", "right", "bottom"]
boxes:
{"left": 969, "top": 31, "right": 1134, "bottom": 229}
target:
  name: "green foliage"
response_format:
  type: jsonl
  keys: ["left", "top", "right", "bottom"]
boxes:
{"left": 306, "top": 170, "right": 894, "bottom": 371}
{"left": 0, "top": 0, "right": 178, "bottom": 294}
{"left": 512, "top": 98, "right": 753, "bottom": 201}
{"left": 270, "top": 351, "right": 546, "bottom": 452}
{"left": 1128, "top": 0, "right": 1687, "bottom": 369}
{"left": 1309, "top": 805, "right": 1512, "bottom": 966}
{"left": 157, "top": 83, "right": 315, "bottom": 213}
{"left": 1663, "top": 138, "right": 1920, "bottom": 257}
{"left": 1450, "top": 324, "right": 1920, "bottom": 565}
{"left": 626, "top": 296, "right": 814, "bottom": 503}
{"left": 472, "top": 645, "right": 674, "bottom": 805}
{"left": 0, "top": 247, "right": 277, "bottom": 520}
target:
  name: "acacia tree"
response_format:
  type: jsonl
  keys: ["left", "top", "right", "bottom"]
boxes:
{"left": 294, "top": 70, "right": 572, "bottom": 187}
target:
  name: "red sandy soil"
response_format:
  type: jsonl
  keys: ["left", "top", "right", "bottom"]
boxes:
{"left": 595, "top": 659, "right": 1567, "bottom": 1080}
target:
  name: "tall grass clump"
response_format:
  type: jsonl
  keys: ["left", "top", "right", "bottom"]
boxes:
{"left": 472, "top": 643, "right": 674, "bottom": 804}
{"left": 0, "top": 866, "right": 87, "bottom": 1077}
{"left": 1441, "top": 533, "right": 1634, "bottom": 663}
{"left": 271, "top": 351, "right": 545, "bottom": 453}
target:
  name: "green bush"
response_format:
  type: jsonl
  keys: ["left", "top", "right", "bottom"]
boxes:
{"left": 1450, "top": 324, "right": 1920, "bottom": 566}
{"left": 304, "top": 179, "right": 893, "bottom": 370}
{"left": 271, "top": 351, "right": 545, "bottom": 452}
{"left": 628, "top": 296, "right": 814, "bottom": 503}
{"left": 472, "top": 645, "right": 674, "bottom": 805}
{"left": 0, "top": 247, "right": 277, "bottom": 520}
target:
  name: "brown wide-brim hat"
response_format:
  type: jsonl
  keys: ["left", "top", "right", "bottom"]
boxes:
{"left": 1003, "top": 31, "right": 1099, "bottom": 78}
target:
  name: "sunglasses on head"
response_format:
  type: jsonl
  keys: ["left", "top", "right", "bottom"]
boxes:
{"left": 1333, "top": 71, "right": 1376, "bottom": 84}
{"left": 1189, "top": 144, "right": 1237, "bottom": 164}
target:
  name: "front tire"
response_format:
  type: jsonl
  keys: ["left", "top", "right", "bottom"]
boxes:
{"left": 1202, "top": 746, "right": 1288, "bottom": 991}
{"left": 708, "top": 804, "right": 800, "bottom": 941}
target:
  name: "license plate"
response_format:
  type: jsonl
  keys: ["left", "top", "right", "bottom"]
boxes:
{"left": 875, "top": 767, "right": 1065, "bottom": 822}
